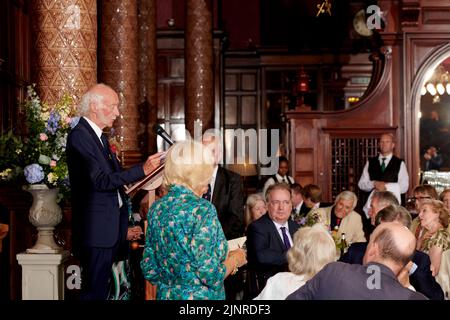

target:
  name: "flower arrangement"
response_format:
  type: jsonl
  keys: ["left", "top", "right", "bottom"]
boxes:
{"left": 0, "top": 85, "right": 77, "bottom": 201}
{"left": 305, "top": 209, "right": 346, "bottom": 251}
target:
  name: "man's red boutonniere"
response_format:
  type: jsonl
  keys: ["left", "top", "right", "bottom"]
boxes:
{"left": 108, "top": 137, "right": 121, "bottom": 162}
{"left": 110, "top": 144, "right": 117, "bottom": 154}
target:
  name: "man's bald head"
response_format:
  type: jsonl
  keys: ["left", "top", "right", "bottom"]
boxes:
{"left": 363, "top": 222, "right": 416, "bottom": 273}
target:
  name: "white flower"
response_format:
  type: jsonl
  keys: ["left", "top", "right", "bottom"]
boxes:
{"left": 47, "top": 172, "right": 58, "bottom": 185}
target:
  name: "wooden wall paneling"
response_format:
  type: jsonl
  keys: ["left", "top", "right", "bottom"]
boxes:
{"left": 224, "top": 96, "right": 237, "bottom": 125}
{"left": 157, "top": 83, "right": 166, "bottom": 119}
{"left": 241, "top": 95, "right": 256, "bottom": 125}
{"left": 169, "top": 82, "right": 185, "bottom": 120}
{"left": 320, "top": 131, "right": 331, "bottom": 201}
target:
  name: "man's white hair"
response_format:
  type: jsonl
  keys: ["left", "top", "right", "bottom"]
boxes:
{"left": 78, "top": 83, "right": 113, "bottom": 116}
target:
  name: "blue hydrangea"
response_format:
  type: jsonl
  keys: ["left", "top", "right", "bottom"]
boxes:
{"left": 24, "top": 163, "right": 44, "bottom": 184}
{"left": 46, "top": 111, "right": 61, "bottom": 135}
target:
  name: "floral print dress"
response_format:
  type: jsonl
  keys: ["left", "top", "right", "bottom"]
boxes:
{"left": 141, "top": 184, "right": 228, "bottom": 300}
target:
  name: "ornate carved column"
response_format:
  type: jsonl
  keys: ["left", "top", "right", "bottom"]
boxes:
{"left": 138, "top": 0, "right": 157, "bottom": 154}
{"left": 31, "top": 0, "right": 97, "bottom": 105}
{"left": 99, "top": 0, "right": 139, "bottom": 154}
{"left": 185, "top": 0, "right": 214, "bottom": 135}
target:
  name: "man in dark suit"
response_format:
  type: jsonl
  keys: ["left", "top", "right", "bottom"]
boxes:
{"left": 67, "top": 83, "right": 161, "bottom": 300}
{"left": 423, "top": 146, "right": 444, "bottom": 171}
{"left": 340, "top": 204, "right": 444, "bottom": 300}
{"left": 287, "top": 222, "right": 427, "bottom": 300}
{"left": 202, "top": 133, "right": 244, "bottom": 300}
{"left": 246, "top": 183, "right": 299, "bottom": 299}
{"left": 202, "top": 134, "right": 244, "bottom": 240}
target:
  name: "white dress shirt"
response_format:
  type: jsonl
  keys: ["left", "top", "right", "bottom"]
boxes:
{"left": 358, "top": 153, "right": 409, "bottom": 217}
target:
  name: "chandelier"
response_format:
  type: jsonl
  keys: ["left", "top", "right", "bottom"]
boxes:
{"left": 421, "top": 65, "right": 450, "bottom": 104}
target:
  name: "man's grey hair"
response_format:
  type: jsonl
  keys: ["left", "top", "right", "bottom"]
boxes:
{"left": 334, "top": 190, "right": 358, "bottom": 211}
{"left": 372, "top": 191, "right": 399, "bottom": 208}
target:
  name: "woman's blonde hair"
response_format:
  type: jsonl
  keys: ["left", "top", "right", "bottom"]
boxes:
{"left": 163, "top": 140, "right": 215, "bottom": 195}
{"left": 244, "top": 193, "right": 266, "bottom": 228}
{"left": 287, "top": 224, "right": 336, "bottom": 279}
{"left": 420, "top": 199, "right": 449, "bottom": 228}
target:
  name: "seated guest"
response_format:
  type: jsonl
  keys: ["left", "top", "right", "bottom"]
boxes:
{"left": 287, "top": 222, "right": 428, "bottom": 300}
{"left": 366, "top": 190, "right": 399, "bottom": 235}
{"left": 301, "top": 184, "right": 327, "bottom": 211}
{"left": 245, "top": 183, "right": 300, "bottom": 299}
{"left": 244, "top": 193, "right": 267, "bottom": 230}
{"left": 141, "top": 140, "right": 247, "bottom": 300}
{"left": 340, "top": 205, "right": 444, "bottom": 300}
{"left": 290, "top": 183, "right": 310, "bottom": 225}
{"left": 307, "top": 190, "right": 366, "bottom": 244}
{"left": 416, "top": 199, "right": 450, "bottom": 277}
{"left": 439, "top": 188, "right": 450, "bottom": 212}
{"left": 410, "top": 185, "right": 438, "bottom": 239}
{"left": 254, "top": 224, "right": 335, "bottom": 300}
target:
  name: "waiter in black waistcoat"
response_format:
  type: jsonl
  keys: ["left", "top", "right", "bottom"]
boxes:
{"left": 358, "top": 133, "right": 409, "bottom": 222}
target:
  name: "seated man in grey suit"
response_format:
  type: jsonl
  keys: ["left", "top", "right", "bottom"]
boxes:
{"left": 287, "top": 222, "right": 427, "bottom": 300}
{"left": 246, "top": 183, "right": 300, "bottom": 299}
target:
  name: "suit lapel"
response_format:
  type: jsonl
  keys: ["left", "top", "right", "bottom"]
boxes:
{"left": 264, "top": 215, "right": 285, "bottom": 251}
{"left": 78, "top": 117, "right": 114, "bottom": 168}
{"left": 287, "top": 220, "right": 298, "bottom": 238}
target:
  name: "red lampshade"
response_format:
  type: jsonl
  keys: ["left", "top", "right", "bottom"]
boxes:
{"left": 296, "top": 68, "right": 310, "bottom": 93}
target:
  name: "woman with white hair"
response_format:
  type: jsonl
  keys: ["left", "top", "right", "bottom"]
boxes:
{"left": 254, "top": 224, "right": 336, "bottom": 300}
{"left": 141, "top": 140, "right": 247, "bottom": 299}
{"left": 307, "top": 190, "right": 366, "bottom": 244}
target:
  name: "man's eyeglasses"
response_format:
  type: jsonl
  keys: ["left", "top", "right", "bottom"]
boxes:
{"left": 270, "top": 200, "right": 291, "bottom": 206}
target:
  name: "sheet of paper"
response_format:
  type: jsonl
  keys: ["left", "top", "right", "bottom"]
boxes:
{"left": 227, "top": 236, "right": 246, "bottom": 251}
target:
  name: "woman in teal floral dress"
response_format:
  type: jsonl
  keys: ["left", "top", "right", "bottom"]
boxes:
{"left": 417, "top": 199, "right": 450, "bottom": 276}
{"left": 141, "top": 140, "right": 247, "bottom": 300}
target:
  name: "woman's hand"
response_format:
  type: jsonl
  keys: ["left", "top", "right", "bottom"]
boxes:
{"left": 127, "top": 226, "right": 143, "bottom": 241}
{"left": 228, "top": 248, "right": 247, "bottom": 268}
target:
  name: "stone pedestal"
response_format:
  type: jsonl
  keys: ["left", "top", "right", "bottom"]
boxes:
{"left": 17, "top": 251, "right": 69, "bottom": 300}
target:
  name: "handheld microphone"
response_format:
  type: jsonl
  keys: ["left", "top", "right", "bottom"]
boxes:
{"left": 153, "top": 124, "right": 174, "bottom": 146}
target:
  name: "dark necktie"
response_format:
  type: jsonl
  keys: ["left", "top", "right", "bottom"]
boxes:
{"left": 282, "top": 177, "right": 287, "bottom": 184}
{"left": 202, "top": 183, "right": 212, "bottom": 201}
{"left": 280, "top": 226, "right": 291, "bottom": 250}
{"left": 381, "top": 157, "right": 387, "bottom": 173}
{"left": 100, "top": 133, "right": 111, "bottom": 155}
